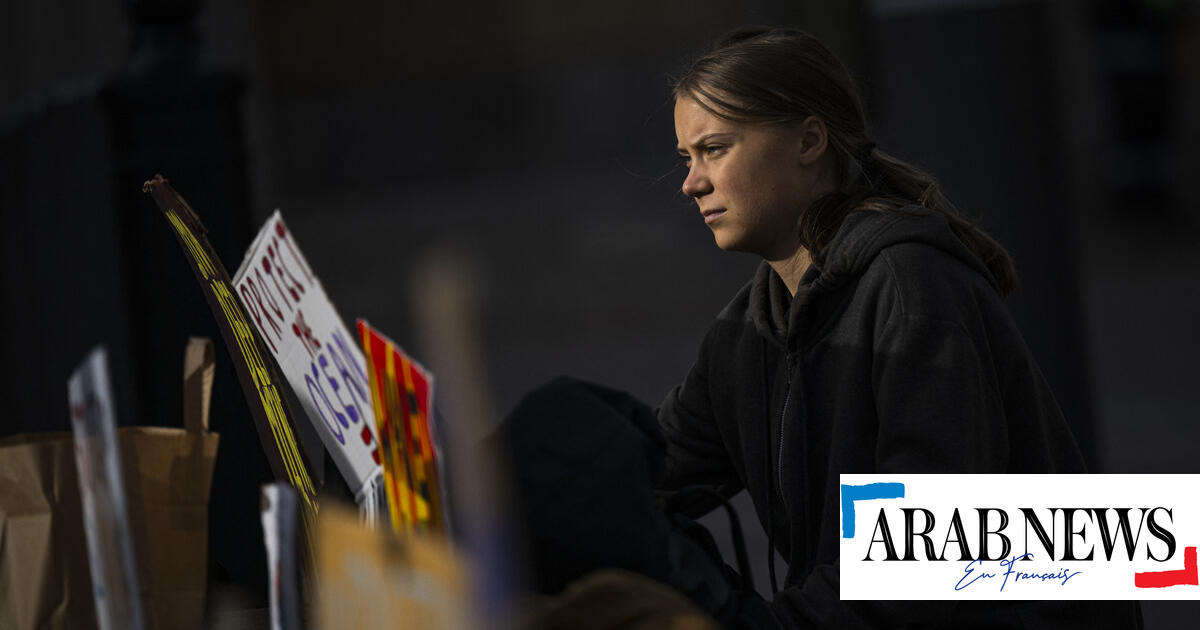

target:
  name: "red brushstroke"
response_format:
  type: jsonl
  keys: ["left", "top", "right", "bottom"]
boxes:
{"left": 1136, "top": 546, "right": 1198, "bottom": 588}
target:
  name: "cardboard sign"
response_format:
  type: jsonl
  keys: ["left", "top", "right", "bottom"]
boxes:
{"left": 143, "top": 175, "right": 318, "bottom": 534}
{"left": 233, "top": 211, "right": 383, "bottom": 513}
{"left": 68, "top": 347, "right": 146, "bottom": 630}
{"left": 315, "top": 502, "right": 472, "bottom": 630}
{"left": 358, "top": 320, "right": 444, "bottom": 536}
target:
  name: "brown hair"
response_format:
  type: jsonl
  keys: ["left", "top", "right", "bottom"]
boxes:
{"left": 673, "top": 27, "right": 1017, "bottom": 295}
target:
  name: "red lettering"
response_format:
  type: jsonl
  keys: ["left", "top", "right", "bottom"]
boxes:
{"left": 291, "top": 310, "right": 321, "bottom": 359}
{"left": 261, "top": 256, "right": 296, "bottom": 314}
{"left": 255, "top": 266, "right": 289, "bottom": 322}
{"left": 274, "top": 221, "right": 314, "bottom": 284}
{"left": 240, "top": 280, "right": 279, "bottom": 353}
{"left": 268, "top": 244, "right": 303, "bottom": 303}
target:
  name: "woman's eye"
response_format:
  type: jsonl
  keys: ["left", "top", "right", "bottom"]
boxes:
{"left": 677, "top": 145, "right": 724, "bottom": 165}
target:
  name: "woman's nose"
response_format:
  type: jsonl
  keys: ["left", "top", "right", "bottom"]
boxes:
{"left": 681, "top": 167, "right": 712, "bottom": 198}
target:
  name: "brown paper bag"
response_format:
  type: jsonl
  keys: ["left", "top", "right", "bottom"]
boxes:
{"left": 0, "top": 338, "right": 220, "bottom": 630}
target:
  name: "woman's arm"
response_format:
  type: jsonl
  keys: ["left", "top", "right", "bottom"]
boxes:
{"left": 657, "top": 325, "right": 744, "bottom": 504}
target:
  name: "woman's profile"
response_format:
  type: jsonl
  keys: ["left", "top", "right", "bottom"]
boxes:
{"left": 656, "top": 26, "right": 1141, "bottom": 628}
{"left": 498, "top": 26, "right": 1144, "bottom": 629}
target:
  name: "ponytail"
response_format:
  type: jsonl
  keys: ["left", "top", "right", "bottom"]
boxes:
{"left": 801, "top": 144, "right": 1019, "bottom": 296}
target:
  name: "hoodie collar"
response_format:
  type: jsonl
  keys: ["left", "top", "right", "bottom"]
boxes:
{"left": 748, "top": 206, "right": 999, "bottom": 349}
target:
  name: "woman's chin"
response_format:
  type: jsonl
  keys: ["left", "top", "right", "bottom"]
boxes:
{"left": 710, "top": 228, "right": 739, "bottom": 252}
{"left": 711, "top": 233, "right": 750, "bottom": 254}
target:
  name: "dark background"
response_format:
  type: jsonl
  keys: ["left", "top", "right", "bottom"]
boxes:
{"left": 2, "top": 0, "right": 1198, "bottom": 626}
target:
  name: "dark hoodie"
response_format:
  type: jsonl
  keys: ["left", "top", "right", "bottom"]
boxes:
{"left": 657, "top": 207, "right": 1142, "bottom": 628}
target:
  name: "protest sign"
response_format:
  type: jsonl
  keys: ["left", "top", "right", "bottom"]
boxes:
{"left": 68, "top": 347, "right": 146, "bottom": 630}
{"left": 142, "top": 175, "right": 318, "bottom": 535}
{"left": 234, "top": 211, "right": 384, "bottom": 517}
{"left": 315, "top": 502, "right": 472, "bottom": 630}
{"left": 358, "top": 320, "right": 444, "bottom": 536}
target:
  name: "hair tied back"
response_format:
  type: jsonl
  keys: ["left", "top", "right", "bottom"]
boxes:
{"left": 856, "top": 141, "right": 881, "bottom": 188}
{"left": 856, "top": 141, "right": 876, "bottom": 164}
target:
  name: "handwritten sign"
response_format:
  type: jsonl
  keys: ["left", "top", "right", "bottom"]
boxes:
{"left": 359, "top": 320, "right": 443, "bottom": 536}
{"left": 233, "top": 211, "right": 383, "bottom": 512}
{"left": 143, "top": 176, "right": 318, "bottom": 537}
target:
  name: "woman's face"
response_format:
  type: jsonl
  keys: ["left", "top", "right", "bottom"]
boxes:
{"left": 674, "top": 95, "right": 831, "bottom": 261}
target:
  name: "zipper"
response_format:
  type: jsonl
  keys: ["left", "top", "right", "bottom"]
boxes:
{"left": 776, "top": 352, "right": 793, "bottom": 514}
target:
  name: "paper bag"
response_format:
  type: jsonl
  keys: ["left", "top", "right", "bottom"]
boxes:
{"left": 0, "top": 338, "right": 220, "bottom": 629}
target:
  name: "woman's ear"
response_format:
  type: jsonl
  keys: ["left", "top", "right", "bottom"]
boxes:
{"left": 796, "top": 115, "right": 828, "bottom": 166}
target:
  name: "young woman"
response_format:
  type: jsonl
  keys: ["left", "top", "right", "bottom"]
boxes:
{"left": 656, "top": 27, "right": 1142, "bottom": 628}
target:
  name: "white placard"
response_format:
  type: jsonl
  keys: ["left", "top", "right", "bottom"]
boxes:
{"left": 233, "top": 211, "right": 382, "bottom": 510}
{"left": 68, "top": 347, "right": 145, "bottom": 630}
{"left": 841, "top": 474, "right": 1200, "bottom": 600}
{"left": 262, "top": 483, "right": 301, "bottom": 630}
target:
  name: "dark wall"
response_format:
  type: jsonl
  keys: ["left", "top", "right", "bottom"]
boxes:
{"left": 3, "top": 0, "right": 1198, "bottom": 623}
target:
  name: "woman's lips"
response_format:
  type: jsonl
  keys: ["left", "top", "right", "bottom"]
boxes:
{"left": 702, "top": 209, "right": 726, "bottom": 225}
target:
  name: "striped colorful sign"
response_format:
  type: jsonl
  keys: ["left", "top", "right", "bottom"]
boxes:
{"left": 358, "top": 320, "right": 443, "bottom": 536}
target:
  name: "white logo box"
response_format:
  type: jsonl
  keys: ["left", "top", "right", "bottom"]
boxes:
{"left": 840, "top": 474, "right": 1200, "bottom": 600}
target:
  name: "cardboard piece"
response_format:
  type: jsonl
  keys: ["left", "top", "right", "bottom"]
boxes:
{"left": 142, "top": 175, "right": 319, "bottom": 534}
{"left": 315, "top": 502, "right": 472, "bottom": 630}
{"left": 0, "top": 338, "right": 220, "bottom": 629}
{"left": 233, "top": 211, "right": 383, "bottom": 517}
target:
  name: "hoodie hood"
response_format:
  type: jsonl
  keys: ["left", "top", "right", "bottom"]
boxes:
{"left": 749, "top": 206, "right": 1000, "bottom": 347}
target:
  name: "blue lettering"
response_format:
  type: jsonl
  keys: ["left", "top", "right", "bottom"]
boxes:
{"left": 999, "top": 552, "right": 1033, "bottom": 591}
{"left": 332, "top": 330, "right": 370, "bottom": 408}
{"left": 306, "top": 371, "right": 345, "bottom": 445}
{"left": 955, "top": 559, "right": 995, "bottom": 591}
{"left": 310, "top": 362, "right": 347, "bottom": 430}
{"left": 954, "top": 555, "right": 1083, "bottom": 591}
{"left": 319, "top": 353, "right": 357, "bottom": 426}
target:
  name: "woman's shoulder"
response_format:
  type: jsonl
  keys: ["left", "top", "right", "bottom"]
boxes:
{"left": 856, "top": 237, "right": 1007, "bottom": 327}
